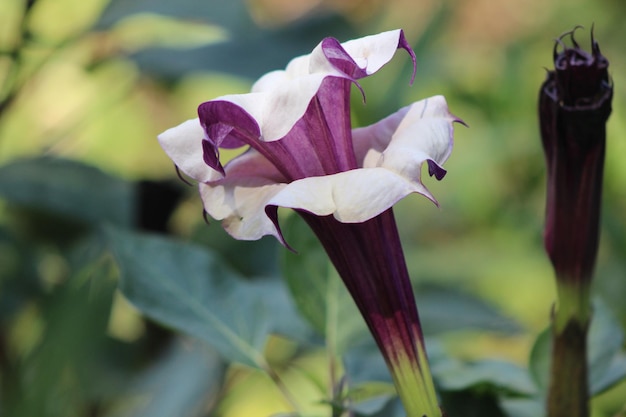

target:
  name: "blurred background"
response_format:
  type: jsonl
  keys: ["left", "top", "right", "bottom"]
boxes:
{"left": 0, "top": 0, "right": 624, "bottom": 416}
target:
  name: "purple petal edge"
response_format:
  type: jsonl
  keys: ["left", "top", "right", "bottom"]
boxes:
{"left": 321, "top": 37, "right": 369, "bottom": 79}
{"left": 202, "top": 139, "right": 225, "bottom": 176}
{"left": 265, "top": 205, "right": 295, "bottom": 252}
{"left": 397, "top": 30, "right": 417, "bottom": 85}
{"left": 427, "top": 159, "right": 447, "bottom": 180}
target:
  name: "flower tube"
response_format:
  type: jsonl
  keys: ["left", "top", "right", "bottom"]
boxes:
{"left": 158, "top": 29, "right": 462, "bottom": 417}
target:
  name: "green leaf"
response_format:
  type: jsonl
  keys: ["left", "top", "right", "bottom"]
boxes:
{"left": 528, "top": 327, "right": 550, "bottom": 393}
{"left": 588, "top": 301, "right": 626, "bottom": 394}
{"left": 440, "top": 390, "right": 506, "bottom": 417}
{"left": 416, "top": 284, "right": 523, "bottom": 335}
{"left": 98, "top": 0, "right": 356, "bottom": 80}
{"left": 343, "top": 342, "right": 392, "bottom": 386}
{"left": 343, "top": 381, "right": 396, "bottom": 416}
{"left": 191, "top": 221, "right": 280, "bottom": 278}
{"left": 0, "top": 157, "right": 134, "bottom": 227}
{"left": 280, "top": 214, "right": 369, "bottom": 355}
{"left": 528, "top": 299, "right": 626, "bottom": 397}
{"left": 110, "top": 13, "right": 227, "bottom": 52}
{"left": 6, "top": 269, "right": 116, "bottom": 417}
{"left": 111, "top": 338, "right": 224, "bottom": 417}
{"left": 107, "top": 227, "right": 309, "bottom": 368}
{"left": 498, "top": 397, "right": 544, "bottom": 417}
{"left": 434, "top": 359, "right": 537, "bottom": 396}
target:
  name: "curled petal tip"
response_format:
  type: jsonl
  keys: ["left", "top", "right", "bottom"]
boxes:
{"left": 202, "top": 210, "right": 211, "bottom": 226}
{"left": 175, "top": 165, "right": 193, "bottom": 186}
{"left": 568, "top": 25, "right": 584, "bottom": 48}
{"left": 558, "top": 25, "right": 584, "bottom": 43}
{"left": 453, "top": 116, "right": 468, "bottom": 128}
{"left": 590, "top": 24, "right": 602, "bottom": 56}
{"left": 397, "top": 29, "right": 417, "bottom": 85}
{"left": 427, "top": 160, "right": 447, "bottom": 181}
{"left": 265, "top": 205, "right": 296, "bottom": 252}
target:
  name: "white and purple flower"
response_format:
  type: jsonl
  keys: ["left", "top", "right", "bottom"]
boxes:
{"left": 158, "top": 29, "right": 462, "bottom": 417}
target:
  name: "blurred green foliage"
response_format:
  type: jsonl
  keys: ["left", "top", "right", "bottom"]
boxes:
{"left": 1, "top": 0, "right": 625, "bottom": 416}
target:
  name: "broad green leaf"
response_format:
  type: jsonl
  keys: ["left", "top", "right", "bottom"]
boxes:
{"left": 0, "top": 157, "right": 134, "bottom": 228}
{"left": 343, "top": 342, "right": 392, "bottom": 386}
{"left": 110, "top": 13, "right": 227, "bottom": 52}
{"left": 434, "top": 359, "right": 537, "bottom": 396}
{"left": 281, "top": 214, "right": 369, "bottom": 355}
{"left": 110, "top": 338, "right": 224, "bottom": 417}
{"left": 191, "top": 221, "right": 280, "bottom": 278}
{"left": 588, "top": 301, "right": 626, "bottom": 394}
{"left": 591, "top": 353, "right": 626, "bottom": 395}
{"left": 439, "top": 390, "right": 506, "bottom": 417}
{"left": 98, "top": 0, "right": 356, "bottom": 80}
{"left": 107, "top": 227, "right": 309, "bottom": 369}
{"left": 343, "top": 381, "right": 396, "bottom": 416}
{"left": 366, "top": 399, "right": 405, "bottom": 417}
{"left": 528, "top": 299, "right": 626, "bottom": 396}
{"left": 416, "top": 284, "right": 523, "bottom": 335}
{"left": 528, "top": 327, "right": 550, "bottom": 392}
{"left": 498, "top": 397, "right": 544, "bottom": 417}
{"left": 6, "top": 269, "right": 116, "bottom": 417}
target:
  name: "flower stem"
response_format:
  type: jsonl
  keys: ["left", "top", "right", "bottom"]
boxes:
{"left": 263, "top": 363, "right": 301, "bottom": 413}
{"left": 547, "top": 323, "right": 589, "bottom": 417}
{"left": 547, "top": 280, "right": 591, "bottom": 417}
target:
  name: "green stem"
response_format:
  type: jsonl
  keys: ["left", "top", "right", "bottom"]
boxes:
{"left": 547, "top": 281, "right": 591, "bottom": 417}
{"left": 325, "top": 268, "right": 340, "bottom": 404}
{"left": 263, "top": 362, "right": 301, "bottom": 414}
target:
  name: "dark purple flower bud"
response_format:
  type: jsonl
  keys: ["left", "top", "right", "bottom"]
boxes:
{"left": 540, "top": 27, "right": 612, "bottom": 417}
{"left": 539, "top": 27, "right": 612, "bottom": 288}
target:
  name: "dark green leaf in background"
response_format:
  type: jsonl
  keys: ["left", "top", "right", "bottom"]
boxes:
{"left": 191, "top": 221, "right": 280, "bottom": 278}
{"left": 342, "top": 381, "right": 397, "bottom": 416}
{"left": 587, "top": 301, "right": 626, "bottom": 394}
{"left": 529, "top": 299, "right": 626, "bottom": 397}
{"left": 0, "top": 157, "right": 135, "bottom": 228}
{"left": 3, "top": 268, "right": 116, "bottom": 417}
{"left": 528, "top": 327, "right": 551, "bottom": 394}
{"left": 97, "top": 0, "right": 357, "bottom": 80}
{"left": 417, "top": 284, "right": 523, "bottom": 336}
{"left": 281, "top": 213, "right": 369, "bottom": 355}
{"left": 108, "top": 338, "right": 224, "bottom": 417}
{"left": 498, "top": 397, "right": 545, "bottom": 417}
{"left": 433, "top": 359, "right": 537, "bottom": 396}
{"left": 107, "top": 226, "right": 310, "bottom": 369}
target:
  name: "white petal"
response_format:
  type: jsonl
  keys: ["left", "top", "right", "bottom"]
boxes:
{"left": 219, "top": 73, "right": 328, "bottom": 142}
{"left": 267, "top": 168, "right": 435, "bottom": 224}
{"left": 353, "top": 96, "right": 457, "bottom": 181}
{"left": 200, "top": 179, "right": 286, "bottom": 241}
{"left": 157, "top": 118, "right": 220, "bottom": 183}
{"left": 225, "top": 29, "right": 409, "bottom": 143}
{"left": 198, "top": 149, "right": 286, "bottom": 240}
{"left": 334, "top": 29, "right": 405, "bottom": 75}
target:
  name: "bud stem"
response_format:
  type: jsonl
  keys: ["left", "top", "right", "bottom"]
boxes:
{"left": 553, "top": 281, "right": 591, "bottom": 333}
{"left": 547, "top": 308, "right": 590, "bottom": 417}
{"left": 547, "top": 280, "right": 591, "bottom": 417}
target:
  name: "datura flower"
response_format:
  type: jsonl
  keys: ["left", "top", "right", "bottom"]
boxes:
{"left": 158, "top": 29, "right": 462, "bottom": 417}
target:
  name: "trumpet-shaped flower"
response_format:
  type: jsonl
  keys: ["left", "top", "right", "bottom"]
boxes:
{"left": 159, "top": 29, "right": 462, "bottom": 417}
